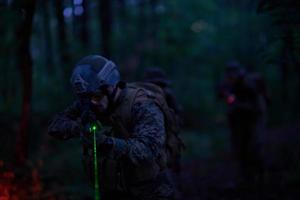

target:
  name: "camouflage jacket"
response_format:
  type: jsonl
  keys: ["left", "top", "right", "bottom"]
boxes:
{"left": 48, "top": 86, "right": 174, "bottom": 199}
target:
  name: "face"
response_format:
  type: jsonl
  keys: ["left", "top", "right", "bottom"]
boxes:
{"left": 90, "top": 86, "right": 114, "bottom": 114}
{"left": 90, "top": 93, "right": 109, "bottom": 113}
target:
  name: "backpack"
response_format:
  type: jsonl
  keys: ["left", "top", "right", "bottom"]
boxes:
{"left": 124, "top": 82, "right": 185, "bottom": 167}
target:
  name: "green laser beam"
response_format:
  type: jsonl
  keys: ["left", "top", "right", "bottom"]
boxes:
{"left": 93, "top": 124, "right": 100, "bottom": 200}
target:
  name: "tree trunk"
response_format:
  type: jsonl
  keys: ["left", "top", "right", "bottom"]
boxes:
{"left": 116, "top": 0, "right": 126, "bottom": 59}
{"left": 280, "top": 43, "right": 289, "bottom": 104}
{"left": 150, "top": 0, "right": 159, "bottom": 63}
{"left": 80, "top": 0, "right": 89, "bottom": 47}
{"left": 41, "top": 0, "right": 53, "bottom": 72}
{"left": 54, "top": 0, "right": 69, "bottom": 65}
{"left": 137, "top": 0, "right": 146, "bottom": 42}
{"left": 99, "top": 0, "right": 112, "bottom": 58}
{"left": 73, "top": 0, "right": 89, "bottom": 48}
{"left": 150, "top": 0, "right": 158, "bottom": 39}
{"left": 118, "top": 0, "right": 126, "bottom": 19}
{"left": 13, "top": 0, "right": 36, "bottom": 165}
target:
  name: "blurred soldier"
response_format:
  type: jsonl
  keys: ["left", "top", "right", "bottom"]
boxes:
{"left": 217, "top": 61, "right": 270, "bottom": 188}
{"left": 143, "top": 67, "right": 183, "bottom": 117}
{"left": 143, "top": 67, "right": 185, "bottom": 199}
{"left": 48, "top": 55, "right": 180, "bottom": 200}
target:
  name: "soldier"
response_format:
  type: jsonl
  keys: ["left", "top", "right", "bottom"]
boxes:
{"left": 143, "top": 67, "right": 183, "bottom": 117}
{"left": 47, "top": 55, "right": 177, "bottom": 200}
{"left": 143, "top": 67, "right": 184, "bottom": 199}
{"left": 217, "top": 61, "right": 269, "bottom": 188}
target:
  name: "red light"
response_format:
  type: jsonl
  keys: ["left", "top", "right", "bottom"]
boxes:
{"left": 227, "top": 95, "right": 235, "bottom": 104}
{"left": 3, "top": 172, "right": 14, "bottom": 179}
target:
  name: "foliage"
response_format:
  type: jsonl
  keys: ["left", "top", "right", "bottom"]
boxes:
{"left": 0, "top": 0, "right": 299, "bottom": 129}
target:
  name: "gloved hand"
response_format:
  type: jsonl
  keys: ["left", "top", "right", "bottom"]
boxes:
{"left": 80, "top": 122, "right": 128, "bottom": 158}
{"left": 81, "top": 109, "right": 97, "bottom": 125}
{"left": 80, "top": 124, "right": 112, "bottom": 147}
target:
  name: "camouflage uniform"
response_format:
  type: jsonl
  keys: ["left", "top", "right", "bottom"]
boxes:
{"left": 48, "top": 86, "right": 175, "bottom": 200}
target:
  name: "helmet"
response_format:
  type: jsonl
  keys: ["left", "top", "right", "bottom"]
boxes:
{"left": 70, "top": 55, "right": 120, "bottom": 95}
{"left": 143, "top": 67, "right": 171, "bottom": 87}
{"left": 225, "top": 60, "right": 244, "bottom": 79}
{"left": 226, "top": 60, "right": 241, "bottom": 71}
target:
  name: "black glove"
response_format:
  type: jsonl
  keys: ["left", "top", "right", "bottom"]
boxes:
{"left": 81, "top": 124, "right": 112, "bottom": 147}
{"left": 81, "top": 109, "right": 97, "bottom": 125}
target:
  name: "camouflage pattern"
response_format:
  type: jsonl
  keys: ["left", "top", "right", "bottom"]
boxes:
{"left": 48, "top": 101, "right": 82, "bottom": 140}
{"left": 48, "top": 94, "right": 174, "bottom": 199}
{"left": 125, "top": 100, "right": 166, "bottom": 163}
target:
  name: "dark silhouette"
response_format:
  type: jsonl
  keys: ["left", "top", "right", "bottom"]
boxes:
{"left": 13, "top": 0, "right": 36, "bottom": 165}
{"left": 99, "top": 0, "right": 113, "bottom": 57}
{"left": 217, "top": 61, "right": 269, "bottom": 190}
{"left": 143, "top": 67, "right": 182, "bottom": 116}
{"left": 41, "top": 0, "right": 53, "bottom": 72}
{"left": 143, "top": 67, "right": 184, "bottom": 199}
{"left": 54, "top": 0, "right": 70, "bottom": 66}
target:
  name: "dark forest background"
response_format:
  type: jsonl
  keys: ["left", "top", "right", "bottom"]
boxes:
{"left": 0, "top": 0, "right": 300, "bottom": 199}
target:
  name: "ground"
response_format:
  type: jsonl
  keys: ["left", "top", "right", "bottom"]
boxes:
{"left": 1, "top": 122, "right": 300, "bottom": 199}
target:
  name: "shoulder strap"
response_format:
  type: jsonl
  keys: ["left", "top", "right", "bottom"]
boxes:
{"left": 128, "top": 82, "right": 179, "bottom": 133}
{"left": 123, "top": 86, "right": 146, "bottom": 126}
{"left": 112, "top": 86, "right": 146, "bottom": 138}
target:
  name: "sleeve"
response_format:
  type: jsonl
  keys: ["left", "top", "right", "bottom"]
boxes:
{"left": 104, "top": 100, "right": 166, "bottom": 165}
{"left": 47, "top": 100, "right": 83, "bottom": 140}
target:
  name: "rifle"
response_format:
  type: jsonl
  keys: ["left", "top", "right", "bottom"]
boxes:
{"left": 80, "top": 102, "right": 102, "bottom": 200}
